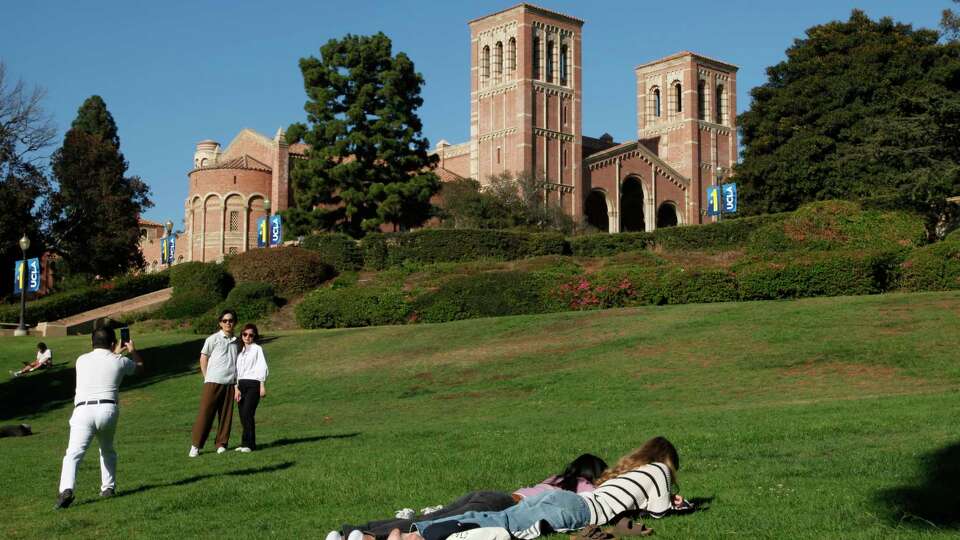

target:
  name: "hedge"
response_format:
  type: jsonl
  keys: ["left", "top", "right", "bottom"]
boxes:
{"left": 295, "top": 287, "right": 410, "bottom": 329}
{"left": 412, "top": 271, "right": 564, "bottom": 323}
{"left": 360, "top": 229, "right": 567, "bottom": 270}
{"left": 734, "top": 250, "right": 903, "bottom": 300}
{"left": 0, "top": 271, "right": 170, "bottom": 325}
{"left": 225, "top": 247, "right": 334, "bottom": 296}
{"left": 300, "top": 233, "right": 364, "bottom": 273}
{"left": 190, "top": 282, "right": 279, "bottom": 334}
{"left": 898, "top": 230, "right": 960, "bottom": 291}
{"left": 160, "top": 262, "right": 234, "bottom": 319}
{"left": 748, "top": 201, "right": 926, "bottom": 253}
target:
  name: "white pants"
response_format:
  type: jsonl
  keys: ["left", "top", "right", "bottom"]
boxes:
{"left": 59, "top": 403, "right": 119, "bottom": 492}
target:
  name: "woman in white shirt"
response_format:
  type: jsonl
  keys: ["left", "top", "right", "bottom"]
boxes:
{"left": 11, "top": 343, "right": 53, "bottom": 377}
{"left": 234, "top": 324, "right": 269, "bottom": 452}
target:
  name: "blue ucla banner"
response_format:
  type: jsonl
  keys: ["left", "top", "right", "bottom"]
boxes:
{"left": 13, "top": 258, "right": 41, "bottom": 294}
{"left": 707, "top": 183, "right": 738, "bottom": 216}
{"left": 257, "top": 217, "right": 267, "bottom": 248}
{"left": 167, "top": 236, "right": 176, "bottom": 264}
{"left": 269, "top": 215, "right": 282, "bottom": 247}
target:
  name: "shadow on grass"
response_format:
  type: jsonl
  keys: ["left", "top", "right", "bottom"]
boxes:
{"left": 72, "top": 461, "right": 297, "bottom": 505}
{"left": 876, "top": 442, "right": 960, "bottom": 530}
{"left": 0, "top": 338, "right": 206, "bottom": 421}
{"left": 259, "top": 432, "right": 360, "bottom": 450}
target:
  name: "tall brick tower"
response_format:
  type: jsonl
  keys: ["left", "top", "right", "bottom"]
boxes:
{"left": 468, "top": 4, "right": 584, "bottom": 217}
{"left": 635, "top": 52, "right": 738, "bottom": 224}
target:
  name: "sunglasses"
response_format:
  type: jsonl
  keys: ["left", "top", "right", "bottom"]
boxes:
{"left": 220, "top": 318, "right": 235, "bottom": 324}
{"left": 242, "top": 332, "right": 256, "bottom": 338}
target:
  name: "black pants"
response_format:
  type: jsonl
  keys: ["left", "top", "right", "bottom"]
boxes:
{"left": 237, "top": 379, "right": 262, "bottom": 450}
{"left": 342, "top": 490, "right": 517, "bottom": 539}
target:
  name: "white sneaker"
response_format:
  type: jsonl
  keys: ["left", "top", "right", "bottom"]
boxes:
{"left": 188, "top": 446, "right": 200, "bottom": 458}
{"left": 216, "top": 446, "right": 227, "bottom": 454}
{"left": 325, "top": 531, "right": 343, "bottom": 540}
{"left": 347, "top": 531, "right": 364, "bottom": 540}
{"left": 235, "top": 447, "right": 252, "bottom": 453}
{"left": 421, "top": 505, "right": 444, "bottom": 515}
{"left": 394, "top": 508, "right": 416, "bottom": 519}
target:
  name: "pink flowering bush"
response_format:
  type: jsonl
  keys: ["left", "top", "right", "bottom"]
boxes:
{"left": 555, "top": 275, "right": 646, "bottom": 310}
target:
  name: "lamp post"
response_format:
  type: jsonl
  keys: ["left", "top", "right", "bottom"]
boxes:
{"left": 715, "top": 165, "right": 726, "bottom": 224}
{"left": 263, "top": 198, "right": 271, "bottom": 248}
{"left": 14, "top": 234, "right": 30, "bottom": 336}
{"left": 164, "top": 220, "right": 174, "bottom": 268}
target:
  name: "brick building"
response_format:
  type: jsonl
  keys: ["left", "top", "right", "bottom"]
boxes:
{"left": 163, "top": 2, "right": 738, "bottom": 263}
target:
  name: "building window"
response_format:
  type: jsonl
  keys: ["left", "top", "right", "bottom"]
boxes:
{"left": 698, "top": 80, "right": 707, "bottom": 121}
{"left": 228, "top": 247, "right": 238, "bottom": 255}
{"left": 716, "top": 84, "right": 726, "bottom": 125}
{"left": 652, "top": 88, "right": 661, "bottom": 118}
{"left": 533, "top": 37, "right": 541, "bottom": 79}
{"left": 562, "top": 105, "right": 566, "bottom": 126}
{"left": 233, "top": 175, "right": 237, "bottom": 184}
{"left": 508, "top": 38, "right": 516, "bottom": 73}
{"left": 139, "top": 228, "right": 147, "bottom": 238}
{"left": 559, "top": 45, "right": 568, "bottom": 86}
{"left": 562, "top": 147, "right": 567, "bottom": 167}
{"left": 229, "top": 210, "right": 240, "bottom": 232}
{"left": 674, "top": 82, "right": 682, "bottom": 113}
{"left": 546, "top": 40, "right": 554, "bottom": 83}
{"left": 481, "top": 45, "right": 490, "bottom": 83}
{"left": 495, "top": 41, "right": 503, "bottom": 83}
{"left": 497, "top": 147, "right": 501, "bottom": 164}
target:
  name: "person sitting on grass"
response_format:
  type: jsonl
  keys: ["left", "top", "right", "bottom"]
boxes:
{"left": 329, "top": 453, "right": 609, "bottom": 540}
{"left": 378, "top": 437, "right": 687, "bottom": 540}
{"left": 11, "top": 342, "right": 53, "bottom": 377}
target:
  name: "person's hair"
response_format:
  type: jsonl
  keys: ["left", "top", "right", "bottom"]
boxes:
{"left": 37, "top": 342, "right": 47, "bottom": 352}
{"left": 240, "top": 323, "right": 259, "bottom": 342}
{"left": 549, "top": 453, "right": 609, "bottom": 491}
{"left": 219, "top": 309, "right": 237, "bottom": 322}
{"left": 91, "top": 328, "right": 116, "bottom": 350}
{"left": 597, "top": 436, "right": 680, "bottom": 485}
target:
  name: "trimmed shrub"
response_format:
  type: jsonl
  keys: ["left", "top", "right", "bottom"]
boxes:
{"left": 413, "top": 271, "right": 559, "bottom": 323}
{"left": 0, "top": 271, "right": 170, "bottom": 325}
{"left": 189, "top": 282, "right": 279, "bottom": 334}
{"left": 360, "top": 229, "right": 567, "bottom": 269}
{"left": 569, "top": 232, "right": 653, "bottom": 257}
{"left": 661, "top": 269, "right": 738, "bottom": 304}
{"left": 735, "top": 250, "right": 900, "bottom": 300}
{"left": 300, "top": 233, "right": 363, "bottom": 272}
{"left": 898, "top": 230, "right": 960, "bottom": 291}
{"left": 748, "top": 201, "right": 926, "bottom": 253}
{"left": 225, "top": 247, "right": 333, "bottom": 296}
{"left": 654, "top": 214, "right": 789, "bottom": 251}
{"left": 296, "top": 287, "right": 410, "bottom": 329}
{"left": 161, "top": 262, "right": 233, "bottom": 319}
{"left": 554, "top": 271, "right": 659, "bottom": 310}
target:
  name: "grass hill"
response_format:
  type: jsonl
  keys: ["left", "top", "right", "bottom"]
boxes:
{"left": 2, "top": 291, "right": 959, "bottom": 538}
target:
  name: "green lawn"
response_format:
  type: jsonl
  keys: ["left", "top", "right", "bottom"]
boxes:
{"left": 2, "top": 291, "right": 959, "bottom": 539}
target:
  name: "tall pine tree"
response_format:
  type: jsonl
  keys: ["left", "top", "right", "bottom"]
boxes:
{"left": 48, "top": 96, "right": 152, "bottom": 278}
{"left": 285, "top": 33, "right": 440, "bottom": 237}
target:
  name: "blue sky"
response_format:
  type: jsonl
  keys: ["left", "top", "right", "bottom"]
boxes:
{"left": 1, "top": 0, "right": 945, "bottom": 225}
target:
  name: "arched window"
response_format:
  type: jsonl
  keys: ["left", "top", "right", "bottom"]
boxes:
{"left": 559, "top": 44, "right": 568, "bottom": 86}
{"left": 533, "top": 37, "right": 541, "bottom": 79}
{"left": 494, "top": 41, "right": 503, "bottom": 83}
{"left": 674, "top": 82, "right": 682, "bottom": 113}
{"left": 697, "top": 80, "right": 707, "bottom": 121}
{"left": 508, "top": 38, "right": 516, "bottom": 73}
{"left": 652, "top": 88, "right": 661, "bottom": 118}
{"left": 716, "top": 84, "right": 726, "bottom": 125}
{"left": 481, "top": 45, "right": 490, "bottom": 83}
{"left": 546, "top": 40, "right": 554, "bottom": 82}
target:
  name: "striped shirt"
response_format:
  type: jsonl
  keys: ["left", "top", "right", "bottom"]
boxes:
{"left": 578, "top": 463, "right": 672, "bottom": 525}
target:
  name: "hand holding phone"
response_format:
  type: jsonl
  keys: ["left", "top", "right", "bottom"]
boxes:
{"left": 120, "top": 327, "right": 131, "bottom": 345}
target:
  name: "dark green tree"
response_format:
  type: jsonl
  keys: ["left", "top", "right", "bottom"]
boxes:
{"left": 48, "top": 96, "right": 152, "bottom": 278}
{"left": 284, "top": 33, "right": 440, "bottom": 237}
{"left": 0, "top": 62, "right": 54, "bottom": 296}
{"left": 736, "top": 11, "right": 948, "bottom": 217}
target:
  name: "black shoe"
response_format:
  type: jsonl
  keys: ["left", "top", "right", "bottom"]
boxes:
{"left": 100, "top": 487, "right": 115, "bottom": 498}
{"left": 54, "top": 489, "right": 74, "bottom": 509}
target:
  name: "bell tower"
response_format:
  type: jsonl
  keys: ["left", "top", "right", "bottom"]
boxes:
{"left": 469, "top": 4, "right": 584, "bottom": 217}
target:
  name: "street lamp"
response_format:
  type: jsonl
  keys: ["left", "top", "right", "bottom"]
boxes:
{"left": 263, "top": 198, "right": 272, "bottom": 249}
{"left": 714, "top": 166, "right": 726, "bottom": 224}
{"left": 164, "top": 220, "right": 174, "bottom": 268}
{"left": 14, "top": 234, "right": 30, "bottom": 336}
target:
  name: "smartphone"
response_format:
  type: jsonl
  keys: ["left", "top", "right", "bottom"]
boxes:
{"left": 119, "top": 327, "right": 131, "bottom": 344}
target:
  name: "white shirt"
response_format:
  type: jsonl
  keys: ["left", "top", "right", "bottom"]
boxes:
{"left": 578, "top": 463, "right": 672, "bottom": 525}
{"left": 201, "top": 331, "right": 238, "bottom": 384}
{"left": 236, "top": 343, "right": 269, "bottom": 382}
{"left": 74, "top": 348, "right": 136, "bottom": 403}
{"left": 37, "top": 349, "right": 52, "bottom": 365}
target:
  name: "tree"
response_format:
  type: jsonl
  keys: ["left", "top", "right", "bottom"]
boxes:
{"left": 943, "top": 0, "right": 960, "bottom": 42}
{"left": 48, "top": 96, "right": 152, "bottom": 278}
{"left": 284, "top": 33, "right": 440, "bottom": 237}
{"left": 736, "top": 11, "right": 949, "bottom": 219}
{"left": 438, "top": 172, "right": 575, "bottom": 233}
{"left": 0, "top": 62, "right": 55, "bottom": 296}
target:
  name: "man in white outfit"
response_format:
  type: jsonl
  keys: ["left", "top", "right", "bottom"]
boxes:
{"left": 55, "top": 327, "right": 143, "bottom": 509}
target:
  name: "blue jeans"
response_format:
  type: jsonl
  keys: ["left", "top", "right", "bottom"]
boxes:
{"left": 415, "top": 490, "right": 590, "bottom": 539}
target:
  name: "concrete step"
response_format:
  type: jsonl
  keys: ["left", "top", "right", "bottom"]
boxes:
{"left": 42, "top": 287, "right": 174, "bottom": 336}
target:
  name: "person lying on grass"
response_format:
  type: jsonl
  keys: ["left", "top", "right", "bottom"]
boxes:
{"left": 374, "top": 437, "right": 687, "bottom": 540}
{"left": 10, "top": 342, "right": 52, "bottom": 377}
{"left": 330, "top": 453, "right": 609, "bottom": 540}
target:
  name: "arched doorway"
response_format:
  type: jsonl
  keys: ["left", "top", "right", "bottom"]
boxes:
{"left": 584, "top": 190, "right": 609, "bottom": 232}
{"left": 620, "top": 177, "right": 645, "bottom": 232}
{"left": 656, "top": 202, "right": 680, "bottom": 228}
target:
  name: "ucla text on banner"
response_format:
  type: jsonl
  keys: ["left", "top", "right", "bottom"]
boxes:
{"left": 167, "top": 236, "right": 176, "bottom": 264}
{"left": 722, "top": 183, "right": 738, "bottom": 213}
{"left": 269, "top": 215, "right": 282, "bottom": 247}
{"left": 257, "top": 217, "right": 267, "bottom": 248}
{"left": 13, "top": 258, "right": 41, "bottom": 294}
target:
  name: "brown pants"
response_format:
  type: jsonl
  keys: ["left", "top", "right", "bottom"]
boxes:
{"left": 191, "top": 382, "right": 233, "bottom": 449}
